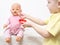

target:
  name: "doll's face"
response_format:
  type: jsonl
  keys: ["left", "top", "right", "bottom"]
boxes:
{"left": 11, "top": 3, "right": 22, "bottom": 16}
{"left": 47, "top": 0, "right": 58, "bottom": 13}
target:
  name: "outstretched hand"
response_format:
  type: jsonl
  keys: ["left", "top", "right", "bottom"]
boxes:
{"left": 22, "top": 22, "right": 32, "bottom": 28}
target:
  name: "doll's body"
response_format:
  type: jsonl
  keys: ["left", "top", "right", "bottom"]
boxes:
{"left": 5, "top": 15, "right": 24, "bottom": 35}
{"left": 3, "top": 3, "right": 26, "bottom": 44}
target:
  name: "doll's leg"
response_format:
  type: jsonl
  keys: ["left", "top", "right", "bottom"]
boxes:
{"left": 4, "top": 30, "right": 11, "bottom": 43}
{"left": 16, "top": 30, "right": 24, "bottom": 42}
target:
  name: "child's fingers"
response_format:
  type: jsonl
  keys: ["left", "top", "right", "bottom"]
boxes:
{"left": 20, "top": 15, "right": 26, "bottom": 19}
{"left": 23, "top": 22, "right": 32, "bottom": 27}
{"left": 21, "top": 13, "right": 28, "bottom": 18}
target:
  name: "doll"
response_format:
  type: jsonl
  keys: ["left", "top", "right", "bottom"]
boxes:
{"left": 3, "top": 3, "right": 26, "bottom": 44}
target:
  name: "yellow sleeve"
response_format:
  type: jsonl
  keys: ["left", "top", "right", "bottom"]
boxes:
{"left": 44, "top": 19, "right": 49, "bottom": 24}
{"left": 48, "top": 21, "right": 60, "bottom": 36}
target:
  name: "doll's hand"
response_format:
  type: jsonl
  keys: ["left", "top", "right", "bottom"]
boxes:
{"left": 17, "top": 12, "right": 26, "bottom": 19}
{"left": 17, "top": 11, "right": 21, "bottom": 15}
{"left": 17, "top": 11, "right": 22, "bottom": 16}
{"left": 3, "top": 24, "right": 8, "bottom": 29}
{"left": 20, "top": 14, "right": 26, "bottom": 19}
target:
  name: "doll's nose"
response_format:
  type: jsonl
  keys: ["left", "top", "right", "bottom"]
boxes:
{"left": 14, "top": 11, "right": 17, "bottom": 13}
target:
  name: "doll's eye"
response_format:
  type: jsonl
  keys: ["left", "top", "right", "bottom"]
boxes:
{"left": 48, "top": 1, "right": 50, "bottom": 4}
{"left": 16, "top": 9, "right": 19, "bottom": 10}
{"left": 12, "top": 9, "right": 14, "bottom": 10}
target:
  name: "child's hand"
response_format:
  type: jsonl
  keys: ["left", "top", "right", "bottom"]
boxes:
{"left": 22, "top": 13, "right": 30, "bottom": 19}
{"left": 23, "top": 22, "right": 32, "bottom": 28}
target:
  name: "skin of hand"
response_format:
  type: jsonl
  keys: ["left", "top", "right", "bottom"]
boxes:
{"left": 22, "top": 22, "right": 32, "bottom": 28}
{"left": 3, "top": 24, "right": 8, "bottom": 29}
{"left": 22, "top": 13, "right": 46, "bottom": 25}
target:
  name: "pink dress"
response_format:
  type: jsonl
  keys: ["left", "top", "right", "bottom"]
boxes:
{"left": 4, "top": 15, "right": 24, "bottom": 38}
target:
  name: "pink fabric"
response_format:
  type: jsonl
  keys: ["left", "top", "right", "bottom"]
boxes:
{"left": 5, "top": 15, "right": 24, "bottom": 35}
{"left": 4, "top": 29, "right": 24, "bottom": 38}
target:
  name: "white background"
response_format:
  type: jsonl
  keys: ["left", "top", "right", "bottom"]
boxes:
{"left": 0, "top": 0, "right": 50, "bottom": 35}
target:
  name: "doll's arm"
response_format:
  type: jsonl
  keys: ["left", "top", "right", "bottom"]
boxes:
{"left": 3, "top": 24, "right": 8, "bottom": 29}
{"left": 3, "top": 18, "right": 10, "bottom": 29}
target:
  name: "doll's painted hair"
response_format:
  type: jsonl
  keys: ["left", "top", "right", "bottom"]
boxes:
{"left": 11, "top": 3, "right": 22, "bottom": 12}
